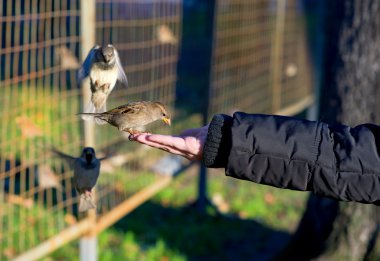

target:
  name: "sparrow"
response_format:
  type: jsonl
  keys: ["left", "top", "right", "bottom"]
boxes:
{"left": 51, "top": 147, "right": 101, "bottom": 212}
{"left": 78, "top": 44, "right": 128, "bottom": 124}
{"left": 78, "top": 101, "right": 171, "bottom": 135}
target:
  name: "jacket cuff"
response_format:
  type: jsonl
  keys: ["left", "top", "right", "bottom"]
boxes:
{"left": 202, "top": 114, "right": 233, "bottom": 168}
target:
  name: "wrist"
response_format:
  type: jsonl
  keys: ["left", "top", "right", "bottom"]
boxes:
{"left": 202, "top": 114, "right": 233, "bottom": 168}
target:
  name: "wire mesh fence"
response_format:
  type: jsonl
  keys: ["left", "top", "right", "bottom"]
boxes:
{"left": 92, "top": 0, "right": 181, "bottom": 221}
{"left": 0, "top": 0, "right": 314, "bottom": 260}
{"left": 0, "top": 0, "right": 182, "bottom": 260}
{"left": 208, "top": 0, "right": 313, "bottom": 117}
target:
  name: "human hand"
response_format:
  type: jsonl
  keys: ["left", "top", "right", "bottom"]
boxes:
{"left": 129, "top": 126, "right": 209, "bottom": 161}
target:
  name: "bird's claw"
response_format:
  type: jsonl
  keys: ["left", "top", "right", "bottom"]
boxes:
{"left": 124, "top": 129, "right": 142, "bottom": 135}
{"left": 81, "top": 191, "right": 92, "bottom": 200}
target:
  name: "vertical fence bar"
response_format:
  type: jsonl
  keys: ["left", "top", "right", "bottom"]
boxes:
{"left": 271, "top": 0, "right": 287, "bottom": 113}
{"left": 195, "top": 0, "right": 216, "bottom": 213}
{"left": 80, "top": 0, "right": 97, "bottom": 260}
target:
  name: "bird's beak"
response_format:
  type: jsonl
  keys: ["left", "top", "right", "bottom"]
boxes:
{"left": 163, "top": 117, "right": 171, "bottom": 126}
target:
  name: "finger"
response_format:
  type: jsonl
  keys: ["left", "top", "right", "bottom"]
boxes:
{"left": 132, "top": 134, "right": 198, "bottom": 160}
{"left": 135, "top": 138, "right": 190, "bottom": 158}
{"left": 132, "top": 134, "right": 186, "bottom": 151}
{"left": 154, "top": 144, "right": 198, "bottom": 160}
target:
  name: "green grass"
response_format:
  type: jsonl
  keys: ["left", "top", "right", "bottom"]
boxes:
{"left": 1, "top": 86, "right": 308, "bottom": 260}
{"left": 46, "top": 169, "right": 307, "bottom": 261}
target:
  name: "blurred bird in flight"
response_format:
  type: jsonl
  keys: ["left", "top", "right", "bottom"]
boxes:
{"left": 51, "top": 147, "right": 102, "bottom": 212}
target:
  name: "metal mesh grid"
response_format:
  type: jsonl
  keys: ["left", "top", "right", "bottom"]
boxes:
{"left": 208, "top": 0, "right": 313, "bottom": 118}
{"left": 0, "top": 0, "right": 182, "bottom": 259}
{"left": 93, "top": 0, "right": 181, "bottom": 218}
{"left": 280, "top": 0, "right": 312, "bottom": 109}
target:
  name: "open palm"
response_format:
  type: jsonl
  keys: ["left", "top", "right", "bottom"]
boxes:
{"left": 130, "top": 126, "right": 208, "bottom": 160}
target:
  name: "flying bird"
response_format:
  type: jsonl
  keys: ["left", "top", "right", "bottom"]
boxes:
{"left": 51, "top": 147, "right": 102, "bottom": 212}
{"left": 78, "top": 44, "right": 128, "bottom": 124}
{"left": 78, "top": 101, "right": 171, "bottom": 135}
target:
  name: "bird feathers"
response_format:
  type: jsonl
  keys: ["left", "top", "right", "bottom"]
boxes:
{"left": 78, "top": 45, "right": 100, "bottom": 82}
{"left": 114, "top": 46, "right": 128, "bottom": 87}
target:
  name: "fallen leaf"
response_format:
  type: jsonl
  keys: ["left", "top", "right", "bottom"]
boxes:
{"left": 212, "top": 193, "right": 230, "bottom": 213}
{"left": 7, "top": 194, "right": 34, "bottom": 209}
{"left": 64, "top": 214, "right": 77, "bottom": 225}
{"left": 27, "top": 216, "right": 36, "bottom": 225}
{"left": 264, "top": 193, "right": 276, "bottom": 205}
{"left": 15, "top": 115, "right": 43, "bottom": 139}
{"left": 238, "top": 211, "right": 248, "bottom": 219}
{"left": 3, "top": 248, "right": 16, "bottom": 258}
{"left": 285, "top": 63, "right": 298, "bottom": 77}
{"left": 156, "top": 24, "right": 178, "bottom": 45}
{"left": 55, "top": 45, "right": 80, "bottom": 70}
{"left": 38, "top": 164, "right": 62, "bottom": 189}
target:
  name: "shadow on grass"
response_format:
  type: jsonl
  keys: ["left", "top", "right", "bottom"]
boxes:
{"left": 112, "top": 201, "right": 291, "bottom": 261}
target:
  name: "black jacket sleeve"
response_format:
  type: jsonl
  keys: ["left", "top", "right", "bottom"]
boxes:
{"left": 202, "top": 112, "right": 380, "bottom": 205}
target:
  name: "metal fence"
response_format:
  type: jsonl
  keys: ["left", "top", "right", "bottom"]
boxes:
{"left": 0, "top": 0, "right": 313, "bottom": 260}
{"left": 209, "top": 0, "right": 313, "bottom": 117}
{"left": 0, "top": 0, "right": 182, "bottom": 260}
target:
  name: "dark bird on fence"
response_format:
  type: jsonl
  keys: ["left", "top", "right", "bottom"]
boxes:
{"left": 51, "top": 147, "right": 101, "bottom": 212}
{"left": 78, "top": 44, "right": 128, "bottom": 124}
{"left": 77, "top": 101, "right": 171, "bottom": 135}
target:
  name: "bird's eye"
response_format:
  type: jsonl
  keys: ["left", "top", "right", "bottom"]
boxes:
{"left": 162, "top": 113, "right": 166, "bottom": 117}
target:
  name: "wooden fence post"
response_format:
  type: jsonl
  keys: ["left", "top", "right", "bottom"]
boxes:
{"left": 80, "top": 0, "right": 97, "bottom": 260}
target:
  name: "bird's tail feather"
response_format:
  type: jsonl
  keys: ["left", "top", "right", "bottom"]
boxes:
{"left": 94, "top": 103, "right": 107, "bottom": 125}
{"left": 78, "top": 196, "right": 96, "bottom": 212}
{"left": 81, "top": 102, "right": 107, "bottom": 125}
{"left": 81, "top": 102, "right": 96, "bottom": 121}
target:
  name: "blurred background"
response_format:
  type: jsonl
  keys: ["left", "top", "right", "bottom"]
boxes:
{"left": 1, "top": 0, "right": 379, "bottom": 260}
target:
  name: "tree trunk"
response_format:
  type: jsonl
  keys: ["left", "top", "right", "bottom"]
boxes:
{"left": 276, "top": 1, "right": 380, "bottom": 260}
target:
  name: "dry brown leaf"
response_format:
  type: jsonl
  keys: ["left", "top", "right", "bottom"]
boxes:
{"left": 55, "top": 45, "right": 80, "bottom": 70}
{"left": 238, "top": 211, "right": 248, "bottom": 219}
{"left": 64, "top": 214, "right": 77, "bottom": 225}
{"left": 7, "top": 194, "right": 34, "bottom": 209}
{"left": 264, "top": 193, "right": 276, "bottom": 205}
{"left": 157, "top": 25, "right": 178, "bottom": 45}
{"left": 3, "top": 247, "right": 16, "bottom": 258}
{"left": 27, "top": 216, "right": 36, "bottom": 225}
{"left": 38, "top": 164, "right": 62, "bottom": 189}
{"left": 15, "top": 115, "right": 43, "bottom": 138}
{"left": 285, "top": 63, "right": 298, "bottom": 77}
{"left": 212, "top": 193, "right": 230, "bottom": 213}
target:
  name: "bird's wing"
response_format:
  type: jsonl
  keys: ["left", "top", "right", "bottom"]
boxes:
{"left": 50, "top": 147, "right": 77, "bottom": 165}
{"left": 107, "top": 102, "right": 144, "bottom": 115}
{"left": 77, "top": 45, "right": 101, "bottom": 82}
{"left": 113, "top": 46, "right": 129, "bottom": 87}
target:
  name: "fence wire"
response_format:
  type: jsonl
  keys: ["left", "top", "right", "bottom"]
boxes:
{"left": 209, "top": 0, "right": 313, "bottom": 117}
{"left": 93, "top": 0, "right": 181, "bottom": 220}
{"left": 0, "top": 0, "right": 182, "bottom": 260}
{"left": 0, "top": 0, "right": 314, "bottom": 259}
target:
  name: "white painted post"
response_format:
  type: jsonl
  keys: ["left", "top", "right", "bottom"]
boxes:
{"left": 80, "top": 1, "right": 97, "bottom": 261}
{"left": 271, "top": 0, "right": 287, "bottom": 113}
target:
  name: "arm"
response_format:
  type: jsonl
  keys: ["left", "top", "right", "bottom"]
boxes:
{"left": 131, "top": 113, "right": 380, "bottom": 205}
{"left": 204, "top": 113, "right": 380, "bottom": 205}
